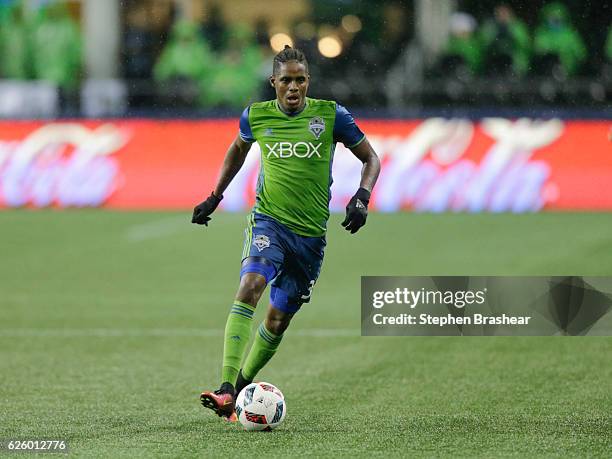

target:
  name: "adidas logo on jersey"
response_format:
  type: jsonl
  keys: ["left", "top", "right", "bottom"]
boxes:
{"left": 265, "top": 142, "right": 323, "bottom": 159}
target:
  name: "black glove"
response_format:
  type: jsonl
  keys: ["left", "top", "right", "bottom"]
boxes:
{"left": 341, "top": 187, "right": 370, "bottom": 234}
{"left": 191, "top": 192, "right": 222, "bottom": 226}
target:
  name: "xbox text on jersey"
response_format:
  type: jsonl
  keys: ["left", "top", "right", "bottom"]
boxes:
{"left": 265, "top": 142, "right": 322, "bottom": 159}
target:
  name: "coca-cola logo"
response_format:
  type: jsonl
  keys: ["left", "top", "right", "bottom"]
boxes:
{"left": 223, "top": 118, "right": 564, "bottom": 213}
{"left": 0, "top": 123, "right": 128, "bottom": 208}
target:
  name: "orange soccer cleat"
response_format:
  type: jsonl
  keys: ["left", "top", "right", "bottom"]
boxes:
{"left": 200, "top": 389, "right": 236, "bottom": 420}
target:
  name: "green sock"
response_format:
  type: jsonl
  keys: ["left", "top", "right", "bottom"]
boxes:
{"left": 221, "top": 301, "right": 256, "bottom": 385}
{"left": 242, "top": 323, "right": 284, "bottom": 381}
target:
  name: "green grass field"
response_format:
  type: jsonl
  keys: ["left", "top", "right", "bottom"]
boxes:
{"left": 1, "top": 211, "right": 611, "bottom": 457}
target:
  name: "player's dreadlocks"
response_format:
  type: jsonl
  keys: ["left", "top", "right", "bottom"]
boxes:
{"left": 273, "top": 45, "right": 309, "bottom": 75}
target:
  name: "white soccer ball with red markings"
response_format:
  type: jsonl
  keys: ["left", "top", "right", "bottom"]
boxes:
{"left": 235, "top": 382, "right": 286, "bottom": 431}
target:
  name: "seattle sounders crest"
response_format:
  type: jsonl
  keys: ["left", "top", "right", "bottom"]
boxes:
{"left": 308, "top": 117, "right": 325, "bottom": 139}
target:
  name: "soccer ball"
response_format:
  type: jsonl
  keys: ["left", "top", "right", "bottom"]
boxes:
{"left": 235, "top": 382, "right": 286, "bottom": 431}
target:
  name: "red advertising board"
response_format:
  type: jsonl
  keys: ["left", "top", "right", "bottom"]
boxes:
{"left": 0, "top": 118, "right": 610, "bottom": 211}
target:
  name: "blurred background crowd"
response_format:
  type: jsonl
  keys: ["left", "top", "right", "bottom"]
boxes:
{"left": 0, "top": 0, "right": 610, "bottom": 117}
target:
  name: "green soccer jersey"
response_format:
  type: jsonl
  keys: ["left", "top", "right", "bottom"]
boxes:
{"left": 239, "top": 98, "right": 365, "bottom": 237}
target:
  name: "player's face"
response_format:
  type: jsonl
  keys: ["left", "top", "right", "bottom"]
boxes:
{"left": 271, "top": 61, "right": 309, "bottom": 113}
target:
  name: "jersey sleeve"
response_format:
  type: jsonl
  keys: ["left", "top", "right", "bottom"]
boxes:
{"left": 239, "top": 106, "right": 255, "bottom": 143}
{"left": 333, "top": 104, "right": 365, "bottom": 148}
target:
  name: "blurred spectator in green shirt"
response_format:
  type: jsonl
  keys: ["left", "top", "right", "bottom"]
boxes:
{"left": 0, "top": 2, "right": 31, "bottom": 79}
{"left": 443, "top": 13, "right": 483, "bottom": 76}
{"left": 480, "top": 4, "right": 530, "bottom": 76}
{"left": 153, "top": 20, "right": 215, "bottom": 106}
{"left": 31, "top": 1, "right": 82, "bottom": 90}
{"left": 204, "top": 24, "right": 264, "bottom": 109}
{"left": 533, "top": 2, "right": 587, "bottom": 77}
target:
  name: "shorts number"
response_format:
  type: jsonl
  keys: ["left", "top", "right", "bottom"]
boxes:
{"left": 301, "top": 280, "right": 315, "bottom": 300}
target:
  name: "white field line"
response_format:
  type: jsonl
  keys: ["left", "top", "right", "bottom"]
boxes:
{"left": 0, "top": 328, "right": 360, "bottom": 338}
{"left": 125, "top": 216, "right": 191, "bottom": 242}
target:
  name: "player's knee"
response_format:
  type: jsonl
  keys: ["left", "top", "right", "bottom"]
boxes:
{"left": 265, "top": 307, "right": 293, "bottom": 335}
{"left": 237, "top": 273, "right": 267, "bottom": 305}
{"left": 265, "top": 316, "right": 291, "bottom": 335}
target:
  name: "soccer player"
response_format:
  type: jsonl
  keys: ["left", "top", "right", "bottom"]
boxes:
{"left": 192, "top": 46, "right": 380, "bottom": 421}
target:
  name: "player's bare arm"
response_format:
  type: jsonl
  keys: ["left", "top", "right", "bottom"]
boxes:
{"left": 342, "top": 138, "right": 381, "bottom": 233}
{"left": 350, "top": 137, "right": 380, "bottom": 192}
{"left": 213, "top": 135, "right": 253, "bottom": 197}
{"left": 192, "top": 135, "right": 252, "bottom": 226}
